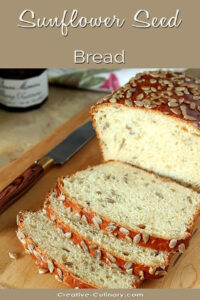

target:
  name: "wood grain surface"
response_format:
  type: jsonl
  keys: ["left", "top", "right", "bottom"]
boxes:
{"left": 0, "top": 103, "right": 199, "bottom": 289}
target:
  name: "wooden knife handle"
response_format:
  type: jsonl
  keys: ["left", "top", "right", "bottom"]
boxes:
{"left": 0, "top": 163, "right": 44, "bottom": 213}
{"left": 0, "top": 157, "right": 54, "bottom": 214}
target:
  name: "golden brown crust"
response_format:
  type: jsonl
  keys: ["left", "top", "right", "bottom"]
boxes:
{"left": 56, "top": 176, "right": 192, "bottom": 253}
{"left": 44, "top": 192, "right": 170, "bottom": 280}
{"left": 16, "top": 210, "right": 141, "bottom": 288}
{"left": 90, "top": 70, "right": 200, "bottom": 129}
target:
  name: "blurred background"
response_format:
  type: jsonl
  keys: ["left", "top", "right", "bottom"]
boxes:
{"left": 0, "top": 68, "right": 199, "bottom": 171}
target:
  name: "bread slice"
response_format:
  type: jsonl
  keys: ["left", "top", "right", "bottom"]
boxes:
{"left": 90, "top": 70, "right": 200, "bottom": 190}
{"left": 16, "top": 210, "right": 142, "bottom": 288}
{"left": 44, "top": 191, "right": 170, "bottom": 279}
{"left": 56, "top": 161, "right": 200, "bottom": 252}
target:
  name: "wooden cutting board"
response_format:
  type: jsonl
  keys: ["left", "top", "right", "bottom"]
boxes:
{"left": 0, "top": 104, "right": 199, "bottom": 289}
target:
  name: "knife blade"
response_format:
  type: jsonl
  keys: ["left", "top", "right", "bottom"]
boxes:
{"left": 0, "top": 121, "right": 95, "bottom": 214}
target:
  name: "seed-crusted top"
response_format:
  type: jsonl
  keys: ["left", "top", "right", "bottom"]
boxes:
{"left": 93, "top": 70, "right": 200, "bottom": 128}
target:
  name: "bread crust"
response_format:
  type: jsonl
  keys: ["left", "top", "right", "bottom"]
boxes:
{"left": 56, "top": 173, "right": 195, "bottom": 253}
{"left": 44, "top": 192, "right": 170, "bottom": 280}
{"left": 17, "top": 210, "right": 141, "bottom": 289}
{"left": 90, "top": 70, "right": 200, "bottom": 130}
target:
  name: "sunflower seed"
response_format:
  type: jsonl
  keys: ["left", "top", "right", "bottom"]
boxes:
{"left": 169, "top": 239, "right": 177, "bottom": 248}
{"left": 178, "top": 243, "right": 185, "bottom": 253}
{"left": 150, "top": 79, "right": 157, "bottom": 84}
{"left": 126, "top": 268, "right": 133, "bottom": 275}
{"left": 16, "top": 230, "right": 26, "bottom": 244}
{"left": 142, "top": 233, "right": 149, "bottom": 244}
{"left": 109, "top": 97, "right": 117, "bottom": 103}
{"left": 38, "top": 268, "right": 48, "bottom": 274}
{"left": 136, "top": 93, "right": 144, "bottom": 100}
{"left": 155, "top": 270, "right": 167, "bottom": 276}
{"left": 124, "top": 261, "right": 133, "bottom": 269}
{"left": 126, "top": 236, "right": 132, "bottom": 242}
{"left": 95, "top": 249, "right": 102, "bottom": 259}
{"left": 190, "top": 102, "right": 196, "bottom": 110}
{"left": 119, "top": 227, "right": 129, "bottom": 235}
{"left": 55, "top": 274, "right": 62, "bottom": 282}
{"left": 28, "top": 243, "right": 35, "bottom": 253}
{"left": 106, "top": 253, "right": 116, "bottom": 263}
{"left": 149, "top": 267, "right": 156, "bottom": 275}
{"left": 134, "top": 100, "right": 144, "bottom": 107}
{"left": 170, "top": 108, "right": 181, "bottom": 115}
{"left": 185, "top": 115, "right": 196, "bottom": 121}
{"left": 133, "top": 234, "right": 141, "bottom": 244}
{"left": 92, "top": 215, "right": 102, "bottom": 225}
{"left": 168, "top": 101, "right": 179, "bottom": 107}
{"left": 8, "top": 251, "right": 18, "bottom": 260}
{"left": 57, "top": 268, "right": 63, "bottom": 280}
{"left": 125, "top": 99, "right": 133, "bottom": 106}
{"left": 80, "top": 240, "right": 88, "bottom": 252}
{"left": 139, "top": 270, "right": 144, "bottom": 279}
{"left": 81, "top": 215, "right": 88, "bottom": 224}
{"left": 106, "top": 225, "right": 117, "bottom": 232}
{"left": 126, "top": 90, "right": 132, "bottom": 98}
{"left": 16, "top": 215, "right": 19, "bottom": 226}
{"left": 47, "top": 259, "right": 54, "bottom": 273}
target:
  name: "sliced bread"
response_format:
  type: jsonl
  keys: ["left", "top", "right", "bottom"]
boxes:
{"left": 44, "top": 191, "right": 170, "bottom": 279}
{"left": 16, "top": 210, "right": 141, "bottom": 288}
{"left": 90, "top": 70, "right": 200, "bottom": 190}
{"left": 56, "top": 161, "right": 200, "bottom": 252}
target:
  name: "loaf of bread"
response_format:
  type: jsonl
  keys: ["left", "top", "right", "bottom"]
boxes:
{"left": 90, "top": 70, "right": 200, "bottom": 189}
{"left": 17, "top": 210, "right": 141, "bottom": 288}
{"left": 44, "top": 191, "right": 170, "bottom": 279}
{"left": 56, "top": 161, "right": 200, "bottom": 252}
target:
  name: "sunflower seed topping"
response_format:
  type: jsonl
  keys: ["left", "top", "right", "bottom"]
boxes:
{"left": 80, "top": 240, "right": 88, "bottom": 252}
{"left": 125, "top": 99, "right": 133, "bottom": 106}
{"left": 57, "top": 268, "right": 63, "bottom": 280}
{"left": 142, "top": 233, "right": 150, "bottom": 244}
{"left": 81, "top": 215, "right": 88, "bottom": 224}
{"left": 55, "top": 274, "right": 62, "bottom": 282}
{"left": 38, "top": 268, "right": 48, "bottom": 274}
{"left": 169, "top": 239, "right": 177, "bottom": 248}
{"left": 47, "top": 259, "right": 54, "bottom": 273}
{"left": 28, "top": 243, "right": 35, "bottom": 253}
{"left": 178, "top": 243, "right": 185, "bottom": 253}
{"left": 106, "top": 225, "right": 117, "bottom": 232}
{"left": 133, "top": 234, "right": 141, "bottom": 244}
{"left": 149, "top": 267, "right": 156, "bottom": 275}
{"left": 139, "top": 270, "right": 144, "bottom": 279}
{"left": 16, "top": 230, "right": 26, "bottom": 244}
{"left": 155, "top": 270, "right": 168, "bottom": 276}
{"left": 126, "top": 268, "right": 133, "bottom": 275}
{"left": 8, "top": 251, "right": 18, "bottom": 260}
{"left": 106, "top": 253, "right": 116, "bottom": 263}
{"left": 109, "top": 97, "right": 117, "bottom": 103}
{"left": 119, "top": 227, "right": 129, "bottom": 235}
{"left": 170, "top": 108, "right": 181, "bottom": 115}
{"left": 124, "top": 261, "right": 133, "bottom": 269}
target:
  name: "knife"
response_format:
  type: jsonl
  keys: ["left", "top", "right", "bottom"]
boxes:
{"left": 0, "top": 121, "right": 95, "bottom": 214}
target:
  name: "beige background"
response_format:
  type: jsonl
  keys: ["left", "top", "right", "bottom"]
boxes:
{"left": 0, "top": 0, "right": 200, "bottom": 67}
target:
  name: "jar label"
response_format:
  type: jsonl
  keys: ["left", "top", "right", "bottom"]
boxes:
{"left": 0, "top": 70, "right": 48, "bottom": 108}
